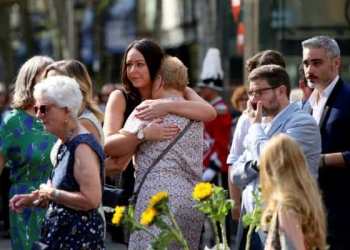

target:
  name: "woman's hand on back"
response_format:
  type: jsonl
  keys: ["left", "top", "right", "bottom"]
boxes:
{"left": 135, "top": 99, "right": 170, "bottom": 120}
{"left": 144, "top": 118, "right": 179, "bottom": 141}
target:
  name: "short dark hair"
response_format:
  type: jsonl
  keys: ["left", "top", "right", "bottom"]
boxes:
{"left": 246, "top": 50, "right": 286, "bottom": 73}
{"left": 298, "top": 64, "right": 307, "bottom": 84}
{"left": 248, "top": 64, "right": 291, "bottom": 98}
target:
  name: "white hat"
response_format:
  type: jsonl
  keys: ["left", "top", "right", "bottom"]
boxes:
{"left": 197, "top": 48, "right": 224, "bottom": 91}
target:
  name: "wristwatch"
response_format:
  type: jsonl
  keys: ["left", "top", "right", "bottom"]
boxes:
{"left": 137, "top": 129, "right": 145, "bottom": 140}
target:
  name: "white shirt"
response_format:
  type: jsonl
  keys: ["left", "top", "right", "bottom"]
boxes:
{"left": 227, "top": 113, "right": 250, "bottom": 165}
{"left": 308, "top": 75, "right": 339, "bottom": 124}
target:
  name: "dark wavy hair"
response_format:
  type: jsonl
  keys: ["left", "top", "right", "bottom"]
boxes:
{"left": 121, "top": 38, "right": 165, "bottom": 105}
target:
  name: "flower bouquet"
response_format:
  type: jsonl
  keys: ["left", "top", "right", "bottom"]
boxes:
{"left": 192, "top": 182, "right": 236, "bottom": 250}
{"left": 111, "top": 191, "right": 189, "bottom": 250}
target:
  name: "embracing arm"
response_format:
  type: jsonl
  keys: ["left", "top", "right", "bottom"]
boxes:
{"left": 104, "top": 90, "right": 179, "bottom": 157}
{"left": 103, "top": 90, "right": 140, "bottom": 157}
{"left": 105, "top": 151, "right": 134, "bottom": 177}
{"left": 135, "top": 87, "right": 216, "bottom": 122}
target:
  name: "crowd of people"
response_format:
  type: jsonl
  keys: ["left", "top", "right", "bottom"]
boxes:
{"left": 0, "top": 35, "right": 348, "bottom": 250}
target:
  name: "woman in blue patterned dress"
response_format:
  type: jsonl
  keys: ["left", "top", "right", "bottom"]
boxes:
{"left": 0, "top": 56, "right": 55, "bottom": 250}
{"left": 10, "top": 75, "right": 106, "bottom": 249}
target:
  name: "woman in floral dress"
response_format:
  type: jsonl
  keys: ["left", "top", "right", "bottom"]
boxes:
{"left": 122, "top": 56, "right": 206, "bottom": 249}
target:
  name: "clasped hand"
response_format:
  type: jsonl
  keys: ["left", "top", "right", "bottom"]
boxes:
{"left": 9, "top": 180, "right": 55, "bottom": 212}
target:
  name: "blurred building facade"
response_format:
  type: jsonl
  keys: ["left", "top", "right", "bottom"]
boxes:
{"left": 0, "top": 0, "right": 349, "bottom": 93}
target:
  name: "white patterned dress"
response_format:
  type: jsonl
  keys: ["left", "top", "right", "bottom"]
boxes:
{"left": 123, "top": 97, "right": 206, "bottom": 250}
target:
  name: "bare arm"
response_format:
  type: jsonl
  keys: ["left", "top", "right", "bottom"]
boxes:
{"left": 103, "top": 90, "right": 139, "bottom": 157}
{"left": 135, "top": 87, "right": 216, "bottom": 121}
{"left": 228, "top": 168, "right": 241, "bottom": 223}
{"left": 40, "top": 144, "right": 103, "bottom": 210}
{"left": 103, "top": 90, "right": 178, "bottom": 157}
{"left": 278, "top": 210, "right": 306, "bottom": 249}
{"left": 320, "top": 152, "right": 346, "bottom": 168}
{"left": 105, "top": 151, "right": 134, "bottom": 177}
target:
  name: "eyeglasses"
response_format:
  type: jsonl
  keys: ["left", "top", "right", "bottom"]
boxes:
{"left": 34, "top": 104, "right": 51, "bottom": 115}
{"left": 247, "top": 86, "right": 279, "bottom": 98}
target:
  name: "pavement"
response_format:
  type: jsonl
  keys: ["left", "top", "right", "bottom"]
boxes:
{"left": 0, "top": 233, "right": 127, "bottom": 250}
{"left": 0, "top": 218, "right": 237, "bottom": 249}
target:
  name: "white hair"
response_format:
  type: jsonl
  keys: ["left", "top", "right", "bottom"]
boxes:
{"left": 33, "top": 75, "right": 83, "bottom": 118}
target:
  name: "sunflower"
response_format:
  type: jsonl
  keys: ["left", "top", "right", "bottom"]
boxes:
{"left": 140, "top": 206, "right": 158, "bottom": 226}
{"left": 193, "top": 182, "right": 213, "bottom": 200}
{"left": 149, "top": 191, "right": 169, "bottom": 207}
{"left": 112, "top": 206, "right": 125, "bottom": 225}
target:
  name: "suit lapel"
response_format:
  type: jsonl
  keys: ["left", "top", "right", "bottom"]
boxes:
{"left": 267, "top": 103, "right": 298, "bottom": 137}
{"left": 319, "top": 106, "right": 330, "bottom": 129}
{"left": 319, "top": 78, "right": 343, "bottom": 129}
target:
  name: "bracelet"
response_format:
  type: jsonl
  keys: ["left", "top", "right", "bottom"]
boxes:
{"left": 321, "top": 154, "right": 326, "bottom": 168}
{"left": 54, "top": 189, "right": 61, "bottom": 203}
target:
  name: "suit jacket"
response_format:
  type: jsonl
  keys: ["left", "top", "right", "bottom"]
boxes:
{"left": 316, "top": 78, "right": 350, "bottom": 245}
{"left": 230, "top": 102, "right": 321, "bottom": 250}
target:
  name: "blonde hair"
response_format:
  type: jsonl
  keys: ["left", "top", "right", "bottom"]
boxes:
{"left": 43, "top": 59, "right": 103, "bottom": 123}
{"left": 12, "top": 56, "right": 54, "bottom": 109}
{"left": 157, "top": 56, "right": 188, "bottom": 93}
{"left": 260, "top": 134, "right": 327, "bottom": 249}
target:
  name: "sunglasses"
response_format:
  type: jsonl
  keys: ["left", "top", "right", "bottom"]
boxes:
{"left": 247, "top": 86, "right": 279, "bottom": 98}
{"left": 34, "top": 104, "right": 51, "bottom": 115}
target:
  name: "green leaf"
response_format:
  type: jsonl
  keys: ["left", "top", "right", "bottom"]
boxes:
{"left": 151, "top": 232, "right": 175, "bottom": 249}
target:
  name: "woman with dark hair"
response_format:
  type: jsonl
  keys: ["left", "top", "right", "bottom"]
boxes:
{"left": 103, "top": 38, "right": 215, "bottom": 244}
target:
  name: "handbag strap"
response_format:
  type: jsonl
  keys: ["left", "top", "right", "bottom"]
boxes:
{"left": 130, "top": 120, "right": 194, "bottom": 203}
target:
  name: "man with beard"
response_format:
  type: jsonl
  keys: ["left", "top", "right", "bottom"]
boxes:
{"left": 302, "top": 35, "right": 350, "bottom": 249}
{"left": 230, "top": 64, "right": 321, "bottom": 250}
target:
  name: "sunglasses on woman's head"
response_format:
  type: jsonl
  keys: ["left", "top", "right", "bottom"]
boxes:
{"left": 34, "top": 104, "right": 51, "bottom": 115}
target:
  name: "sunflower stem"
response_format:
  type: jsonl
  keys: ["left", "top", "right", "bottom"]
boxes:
{"left": 165, "top": 208, "right": 190, "bottom": 250}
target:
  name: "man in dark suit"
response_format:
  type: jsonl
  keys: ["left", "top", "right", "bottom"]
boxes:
{"left": 302, "top": 35, "right": 350, "bottom": 249}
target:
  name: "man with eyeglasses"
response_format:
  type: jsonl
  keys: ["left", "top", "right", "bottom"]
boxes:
{"left": 230, "top": 64, "right": 321, "bottom": 250}
{"left": 302, "top": 36, "right": 350, "bottom": 249}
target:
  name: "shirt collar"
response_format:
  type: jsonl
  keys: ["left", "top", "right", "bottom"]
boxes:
{"left": 308, "top": 75, "right": 339, "bottom": 107}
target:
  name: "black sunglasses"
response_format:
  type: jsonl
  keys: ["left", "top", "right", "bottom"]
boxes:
{"left": 34, "top": 105, "right": 51, "bottom": 115}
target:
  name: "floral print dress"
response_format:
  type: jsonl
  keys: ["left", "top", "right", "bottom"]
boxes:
{"left": 0, "top": 109, "right": 56, "bottom": 250}
{"left": 124, "top": 97, "right": 206, "bottom": 250}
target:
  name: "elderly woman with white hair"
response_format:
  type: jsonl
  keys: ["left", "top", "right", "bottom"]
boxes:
{"left": 10, "top": 75, "right": 106, "bottom": 249}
